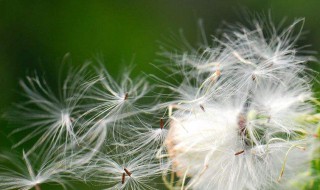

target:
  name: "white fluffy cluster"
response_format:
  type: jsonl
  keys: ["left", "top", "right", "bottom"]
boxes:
{"left": 164, "top": 18, "right": 318, "bottom": 190}
{"left": 0, "top": 18, "right": 319, "bottom": 190}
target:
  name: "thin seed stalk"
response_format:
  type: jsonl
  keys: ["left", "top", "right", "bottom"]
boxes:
{"left": 303, "top": 121, "right": 320, "bottom": 189}
{"left": 35, "top": 184, "right": 41, "bottom": 190}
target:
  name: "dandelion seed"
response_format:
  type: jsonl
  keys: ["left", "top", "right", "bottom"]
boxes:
{"left": 87, "top": 150, "right": 161, "bottom": 190}
{"left": 79, "top": 65, "right": 151, "bottom": 137}
{"left": 0, "top": 149, "right": 75, "bottom": 190}
{"left": 6, "top": 65, "right": 89, "bottom": 155}
{"left": 124, "top": 119, "right": 168, "bottom": 155}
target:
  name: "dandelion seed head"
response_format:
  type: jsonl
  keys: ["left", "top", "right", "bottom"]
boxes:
{"left": 161, "top": 17, "right": 317, "bottom": 190}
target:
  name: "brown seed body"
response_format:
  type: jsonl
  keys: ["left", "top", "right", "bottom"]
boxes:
{"left": 235, "top": 150, "right": 245, "bottom": 156}
{"left": 124, "top": 168, "right": 132, "bottom": 176}
{"left": 238, "top": 114, "right": 247, "bottom": 135}
{"left": 200, "top": 104, "right": 205, "bottom": 112}
{"left": 160, "top": 118, "right": 164, "bottom": 129}
{"left": 122, "top": 172, "right": 126, "bottom": 184}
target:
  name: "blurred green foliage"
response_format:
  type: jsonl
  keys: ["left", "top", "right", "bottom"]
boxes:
{"left": 0, "top": 0, "right": 320, "bottom": 189}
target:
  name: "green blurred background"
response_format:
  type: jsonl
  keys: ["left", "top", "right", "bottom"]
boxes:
{"left": 0, "top": 0, "right": 320, "bottom": 189}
